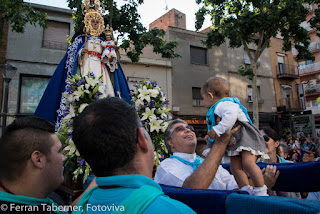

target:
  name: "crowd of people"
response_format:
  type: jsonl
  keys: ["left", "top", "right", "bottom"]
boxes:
{"left": 279, "top": 132, "right": 320, "bottom": 163}
{"left": 0, "top": 96, "right": 319, "bottom": 213}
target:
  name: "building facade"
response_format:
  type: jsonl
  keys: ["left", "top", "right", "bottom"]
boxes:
{"left": 150, "top": 9, "right": 277, "bottom": 139}
{"left": 293, "top": 4, "right": 320, "bottom": 135}
{"left": 269, "top": 36, "right": 304, "bottom": 136}
{"left": 5, "top": 4, "right": 74, "bottom": 123}
{"left": 3, "top": 3, "right": 172, "bottom": 127}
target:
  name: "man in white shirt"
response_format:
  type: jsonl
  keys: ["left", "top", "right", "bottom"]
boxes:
{"left": 154, "top": 119, "right": 239, "bottom": 190}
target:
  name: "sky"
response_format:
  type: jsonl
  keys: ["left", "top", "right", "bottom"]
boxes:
{"left": 24, "top": 0, "right": 211, "bottom": 31}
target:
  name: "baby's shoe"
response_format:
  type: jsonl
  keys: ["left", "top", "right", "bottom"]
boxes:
{"left": 240, "top": 185, "right": 254, "bottom": 195}
{"left": 253, "top": 185, "right": 268, "bottom": 196}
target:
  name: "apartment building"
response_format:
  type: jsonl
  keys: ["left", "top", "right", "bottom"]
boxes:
{"left": 270, "top": 35, "right": 307, "bottom": 135}
{"left": 150, "top": 9, "right": 276, "bottom": 138}
{"left": 293, "top": 4, "right": 320, "bottom": 133}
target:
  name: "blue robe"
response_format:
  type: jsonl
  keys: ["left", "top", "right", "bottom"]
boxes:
{"left": 34, "top": 35, "right": 131, "bottom": 129}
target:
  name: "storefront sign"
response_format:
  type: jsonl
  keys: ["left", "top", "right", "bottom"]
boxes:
{"left": 183, "top": 119, "right": 207, "bottom": 125}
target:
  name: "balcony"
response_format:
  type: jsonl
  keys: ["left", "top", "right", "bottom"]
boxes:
{"left": 292, "top": 42, "right": 320, "bottom": 57}
{"left": 300, "top": 21, "right": 316, "bottom": 32}
{"left": 276, "top": 64, "right": 299, "bottom": 80}
{"left": 306, "top": 100, "right": 320, "bottom": 114}
{"left": 309, "top": 42, "right": 320, "bottom": 52}
{"left": 304, "top": 83, "right": 320, "bottom": 96}
{"left": 279, "top": 98, "right": 304, "bottom": 112}
{"left": 296, "top": 61, "right": 320, "bottom": 76}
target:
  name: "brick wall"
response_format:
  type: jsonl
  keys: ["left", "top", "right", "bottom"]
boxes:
{"left": 149, "top": 9, "right": 186, "bottom": 31}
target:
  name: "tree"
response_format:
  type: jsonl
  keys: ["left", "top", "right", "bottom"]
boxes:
{"left": 0, "top": 0, "right": 47, "bottom": 44}
{"left": 195, "top": 0, "right": 316, "bottom": 127}
{"left": 67, "top": 0, "right": 179, "bottom": 63}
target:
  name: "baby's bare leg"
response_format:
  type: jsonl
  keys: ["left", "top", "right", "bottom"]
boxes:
{"left": 230, "top": 155, "right": 249, "bottom": 188}
{"left": 241, "top": 150, "right": 264, "bottom": 187}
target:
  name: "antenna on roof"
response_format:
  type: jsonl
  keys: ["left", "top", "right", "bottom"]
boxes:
{"left": 164, "top": 0, "right": 168, "bottom": 10}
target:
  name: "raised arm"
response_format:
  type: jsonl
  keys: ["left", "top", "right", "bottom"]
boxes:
{"left": 182, "top": 125, "right": 241, "bottom": 189}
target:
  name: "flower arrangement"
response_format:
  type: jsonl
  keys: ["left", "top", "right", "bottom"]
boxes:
{"left": 57, "top": 72, "right": 107, "bottom": 182}
{"left": 131, "top": 80, "right": 171, "bottom": 166}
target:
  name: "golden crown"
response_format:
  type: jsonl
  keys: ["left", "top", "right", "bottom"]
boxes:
{"left": 82, "top": 0, "right": 105, "bottom": 15}
{"left": 82, "top": 0, "right": 106, "bottom": 37}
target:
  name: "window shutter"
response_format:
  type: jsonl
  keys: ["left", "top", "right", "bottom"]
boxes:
{"left": 43, "top": 20, "right": 70, "bottom": 50}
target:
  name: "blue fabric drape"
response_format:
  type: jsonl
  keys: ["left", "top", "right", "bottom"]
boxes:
{"left": 226, "top": 193, "right": 320, "bottom": 214}
{"left": 160, "top": 184, "right": 248, "bottom": 214}
{"left": 222, "top": 161, "right": 320, "bottom": 192}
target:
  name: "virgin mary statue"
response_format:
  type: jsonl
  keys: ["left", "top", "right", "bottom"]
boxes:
{"left": 35, "top": 0, "right": 131, "bottom": 130}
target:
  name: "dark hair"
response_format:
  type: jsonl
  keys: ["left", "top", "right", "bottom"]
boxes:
{"left": 0, "top": 117, "right": 55, "bottom": 180}
{"left": 261, "top": 127, "right": 279, "bottom": 142}
{"left": 278, "top": 142, "right": 289, "bottom": 155}
{"left": 163, "top": 119, "right": 187, "bottom": 154}
{"left": 202, "top": 77, "right": 229, "bottom": 98}
{"left": 72, "top": 97, "right": 141, "bottom": 176}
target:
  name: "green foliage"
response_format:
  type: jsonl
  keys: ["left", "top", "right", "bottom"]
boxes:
{"left": 309, "top": 1, "right": 320, "bottom": 37}
{"left": 0, "top": 0, "right": 47, "bottom": 44}
{"left": 195, "top": 0, "right": 318, "bottom": 126}
{"left": 238, "top": 65, "right": 254, "bottom": 81}
{"left": 67, "top": 0, "right": 179, "bottom": 63}
{"left": 195, "top": 0, "right": 316, "bottom": 62}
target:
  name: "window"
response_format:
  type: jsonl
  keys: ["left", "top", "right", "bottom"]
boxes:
{"left": 277, "top": 54, "right": 285, "bottom": 74}
{"left": 306, "top": 60, "right": 314, "bottom": 67}
{"left": 42, "top": 20, "right": 70, "bottom": 50}
{"left": 190, "top": 46, "right": 207, "bottom": 65}
{"left": 247, "top": 85, "right": 261, "bottom": 102}
{"left": 299, "top": 60, "right": 314, "bottom": 69}
{"left": 192, "top": 87, "right": 203, "bottom": 106}
{"left": 18, "top": 75, "right": 51, "bottom": 114}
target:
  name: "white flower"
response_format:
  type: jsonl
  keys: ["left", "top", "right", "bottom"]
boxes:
{"left": 64, "top": 139, "right": 80, "bottom": 156}
{"left": 135, "top": 99, "right": 144, "bottom": 109}
{"left": 149, "top": 89, "right": 159, "bottom": 98}
{"left": 141, "top": 107, "right": 155, "bottom": 121}
{"left": 78, "top": 103, "right": 89, "bottom": 113}
{"left": 85, "top": 84, "right": 90, "bottom": 90}
{"left": 73, "top": 167, "right": 83, "bottom": 175}
{"left": 161, "top": 112, "right": 167, "bottom": 119}
{"left": 149, "top": 114, "right": 157, "bottom": 121}
{"left": 73, "top": 88, "right": 84, "bottom": 98}
{"left": 138, "top": 86, "right": 150, "bottom": 102}
{"left": 67, "top": 95, "right": 75, "bottom": 102}
{"left": 85, "top": 76, "right": 99, "bottom": 86}
{"left": 84, "top": 89, "right": 90, "bottom": 94}
{"left": 149, "top": 119, "right": 163, "bottom": 133}
{"left": 64, "top": 105, "right": 76, "bottom": 120}
{"left": 161, "top": 121, "right": 169, "bottom": 132}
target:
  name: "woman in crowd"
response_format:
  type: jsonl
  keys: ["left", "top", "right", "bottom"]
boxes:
{"left": 259, "top": 127, "right": 301, "bottom": 198}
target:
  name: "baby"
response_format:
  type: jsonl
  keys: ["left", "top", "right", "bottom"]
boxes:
{"left": 201, "top": 77, "right": 269, "bottom": 196}
{"left": 101, "top": 34, "right": 117, "bottom": 72}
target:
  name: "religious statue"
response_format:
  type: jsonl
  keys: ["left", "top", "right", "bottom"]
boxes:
{"left": 35, "top": 0, "right": 131, "bottom": 129}
{"left": 101, "top": 25, "right": 117, "bottom": 72}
